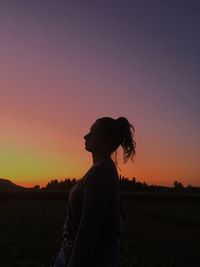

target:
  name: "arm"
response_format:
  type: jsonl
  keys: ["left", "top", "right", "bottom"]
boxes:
{"left": 67, "top": 166, "right": 112, "bottom": 267}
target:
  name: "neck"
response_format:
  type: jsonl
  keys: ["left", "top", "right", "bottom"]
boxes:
{"left": 92, "top": 153, "right": 111, "bottom": 164}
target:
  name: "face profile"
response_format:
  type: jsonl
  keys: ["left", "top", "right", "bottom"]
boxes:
{"left": 84, "top": 121, "right": 108, "bottom": 153}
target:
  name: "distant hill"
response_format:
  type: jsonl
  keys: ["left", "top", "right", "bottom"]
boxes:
{"left": 0, "top": 178, "right": 30, "bottom": 191}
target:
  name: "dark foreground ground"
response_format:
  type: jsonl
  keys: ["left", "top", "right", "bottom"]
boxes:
{"left": 0, "top": 195, "right": 200, "bottom": 267}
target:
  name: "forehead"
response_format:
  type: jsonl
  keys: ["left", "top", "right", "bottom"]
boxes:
{"left": 90, "top": 120, "right": 102, "bottom": 131}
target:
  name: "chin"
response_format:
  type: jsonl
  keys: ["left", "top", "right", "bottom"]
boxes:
{"left": 85, "top": 145, "right": 92, "bottom": 152}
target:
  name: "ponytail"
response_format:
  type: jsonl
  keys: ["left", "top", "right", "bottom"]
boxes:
{"left": 115, "top": 117, "right": 136, "bottom": 163}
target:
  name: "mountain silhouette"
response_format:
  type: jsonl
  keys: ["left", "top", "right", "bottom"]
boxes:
{"left": 0, "top": 178, "right": 29, "bottom": 191}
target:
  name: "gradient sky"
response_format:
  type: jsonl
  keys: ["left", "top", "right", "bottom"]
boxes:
{"left": 0, "top": 0, "right": 199, "bottom": 187}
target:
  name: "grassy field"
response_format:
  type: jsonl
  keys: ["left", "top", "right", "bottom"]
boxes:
{"left": 0, "top": 197, "right": 200, "bottom": 267}
{"left": 121, "top": 200, "right": 200, "bottom": 267}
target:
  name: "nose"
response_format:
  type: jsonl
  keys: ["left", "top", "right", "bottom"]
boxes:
{"left": 84, "top": 133, "right": 88, "bottom": 140}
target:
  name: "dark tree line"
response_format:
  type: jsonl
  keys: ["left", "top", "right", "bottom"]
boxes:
{"left": 43, "top": 178, "right": 77, "bottom": 191}
{"left": 119, "top": 176, "right": 200, "bottom": 193}
{"left": 35, "top": 176, "right": 200, "bottom": 193}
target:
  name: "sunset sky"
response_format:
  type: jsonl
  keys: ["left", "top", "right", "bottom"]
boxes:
{"left": 0, "top": 1, "right": 199, "bottom": 187}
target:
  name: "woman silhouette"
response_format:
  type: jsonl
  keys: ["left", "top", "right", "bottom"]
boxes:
{"left": 54, "top": 116, "right": 136, "bottom": 267}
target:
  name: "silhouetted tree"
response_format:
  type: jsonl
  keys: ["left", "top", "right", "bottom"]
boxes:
{"left": 173, "top": 180, "right": 184, "bottom": 189}
{"left": 131, "top": 177, "right": 136, "bottom": 183}
{"left": 186, "top": 184, "right": 193, "bottom": 188}
{"left": 45, "top": 178, "right": 77, "bottom": 190}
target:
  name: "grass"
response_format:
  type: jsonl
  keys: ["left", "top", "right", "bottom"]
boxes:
{"left": 0, "top": 200, "right": 66, "bottom": 267}
{"left": 0, "top": 198, "right": 200, "bottom": 266}
{"left": 121, "top": 200, "right": 200, "bottom": 267}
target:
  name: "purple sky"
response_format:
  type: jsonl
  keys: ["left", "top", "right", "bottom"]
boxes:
{"left": 0, "top": 1, "right": 199, "bottom": 186}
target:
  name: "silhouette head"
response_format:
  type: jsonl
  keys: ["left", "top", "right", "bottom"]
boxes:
{"left": 84, "top": 116, "right": 136, "bottom": 163}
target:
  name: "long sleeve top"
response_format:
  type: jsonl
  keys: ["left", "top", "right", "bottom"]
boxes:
{"left": 63, "top": 157, "right": 120, "bottom": 267}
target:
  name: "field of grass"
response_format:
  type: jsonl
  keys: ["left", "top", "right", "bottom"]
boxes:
{"left": 0, "top": 196, "right": 200, "bottom": 266}
{"left": 0, "top": 200, "right": 66, "bottom": 267}
{"left": 121, "top": 200, "right": 200, "bottom": 267}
